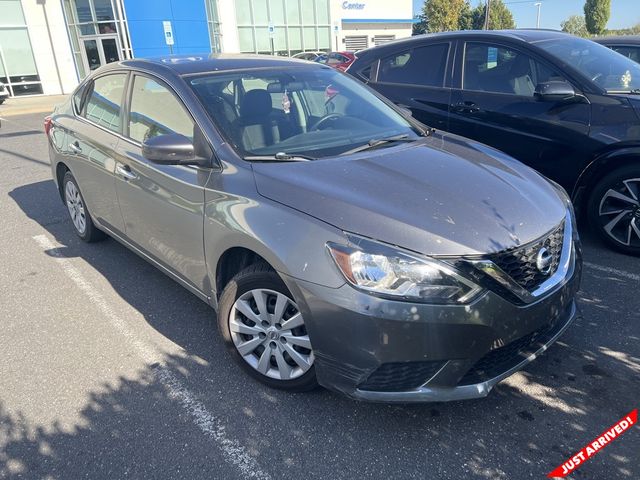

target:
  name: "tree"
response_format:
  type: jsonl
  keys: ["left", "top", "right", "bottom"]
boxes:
{"left": 471, "top": 0, "right": 516, "bottom": 30}
{"left": 412, "top": 13, "right": 427, "bottom": 35}
{"left": 561, "top": 15, "right": 588, "bottom": 37}
{"left": 458, "top": 1, "right": 474, "bottom": 30}
{"left": 584, "top": 0, "right": 611, "bottom": 35}
{"left": 605, "top": 23, "right": 640, "bottom": 36}
{"left": 423, "top": 0, "right": 467, "bottom": 33}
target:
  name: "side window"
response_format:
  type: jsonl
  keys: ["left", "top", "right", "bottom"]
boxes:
{"left": 327, "top": 53, "right": 343, "bottom": 65}
{"left": 377, "top": 44, "right": 449, "bottom": 87}
{"left": 83, "top": 73, "right": 127, "bottom": 132}
{"left": 463, "top": 43, "right": 565, "bottom": 97}
{"left": 611, "top": 46, "right": 640, "bottom": 63}
{"left": 128, "top": 75, "right": 195, "bottom": 143}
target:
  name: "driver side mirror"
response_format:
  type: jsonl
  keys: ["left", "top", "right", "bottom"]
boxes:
{"left": 534, "top": 81, "right": 576, "bottom": 102}
{"left": 142, "top": 133, "right": 210, "bottom": 167}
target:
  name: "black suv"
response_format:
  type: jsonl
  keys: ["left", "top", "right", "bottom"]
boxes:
{"left": 348, "top": 30, "right": 640, "bottom": 255}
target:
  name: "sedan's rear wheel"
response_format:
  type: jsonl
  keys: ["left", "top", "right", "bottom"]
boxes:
{"left": 62, "top": 171, "right": 106, "bottom": 243}
{"left": 218, "top": 263, "right": 318, "bottom": 391}
{"left": 588, "top": 165, "right": 640, "bottom": 256}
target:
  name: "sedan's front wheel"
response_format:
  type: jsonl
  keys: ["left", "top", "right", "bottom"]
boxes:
{"left": 217, "top": 263, "right": 318, "bottom": 391}
{"left": 588, "top": 165, "right": 640, "bottom": 256}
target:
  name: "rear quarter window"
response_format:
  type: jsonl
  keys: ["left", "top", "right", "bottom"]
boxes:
{"left": 83, "top": 73, "right": 127, "bottom": 133}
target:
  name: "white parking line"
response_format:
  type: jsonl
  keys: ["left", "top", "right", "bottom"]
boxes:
{"left": 32, "top": 234, "right": 271, "bottom": 480}
{"left": 584, "top": 262, "right": 640, "bottom": 282}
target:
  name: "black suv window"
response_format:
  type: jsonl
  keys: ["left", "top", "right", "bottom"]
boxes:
{"left": 463, "top": 43, "right": 565, "bottom": 97}
{"left": 377, "top": 44, "right": 449, "bottom": 87}
{"left": 128, "top": 75, "right": 194, "bottom": 144}
{"left": 83, "top": 73, "right": 127, "bottom": 132}
{"left": 610, "top": 46, "right": 640, "bottom": 63}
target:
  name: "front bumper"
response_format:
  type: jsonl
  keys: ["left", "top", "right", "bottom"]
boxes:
{"left": 283, "top": 253, "right": 581, "bottom": 403}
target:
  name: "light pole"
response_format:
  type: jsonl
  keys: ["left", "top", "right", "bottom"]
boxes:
{"left": 534, "top": 2, "right": 542, "bottom": 28}
{"left": 484, "top": 0, "right": 491, "bottom": 30}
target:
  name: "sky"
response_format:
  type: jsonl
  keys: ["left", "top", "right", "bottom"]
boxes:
{"left": 412, "top": 0, "right": 640, "bottom": 30}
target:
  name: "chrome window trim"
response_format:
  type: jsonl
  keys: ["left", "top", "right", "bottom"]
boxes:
{"left": 468, "top": 210, "right": 574, "bottom": 304}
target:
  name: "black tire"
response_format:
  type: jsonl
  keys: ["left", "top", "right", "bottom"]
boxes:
{"left": 587, "top": 164, "right": 640, "bottom": 256}
{"left": 62, "top": 171, "right": 107, "bottom": 243}
{"left": 217, "top": 262, "right": 318, "bottom": 392}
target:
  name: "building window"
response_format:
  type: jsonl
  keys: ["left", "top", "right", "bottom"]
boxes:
{"left": 205, "top": 0, "right": 223, "bottom": 53}
{"left": 0, "top": 0, "right": 43, "bottom": 97}
{"left": 234, "top": 0, "right": 330, "bottom": 56}
{"left": 62, "top": 0, "right": 132, "bottom": 80}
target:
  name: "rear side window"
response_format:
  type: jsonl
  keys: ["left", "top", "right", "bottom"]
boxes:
{"left": 128, "top": 75, "right": 194, "bottom": 144}
{"left": 377, "top": 44, "right": 449, "bottom": 87}
{"left": 83, "top": 73, "right": 127, "bottom": 132}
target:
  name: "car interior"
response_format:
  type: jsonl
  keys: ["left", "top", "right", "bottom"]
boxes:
{"left": 191, "top": 71, "right": 414, "bottom": 156}
{"left": 463, "top": 44, "right": 563, "bottom": 96}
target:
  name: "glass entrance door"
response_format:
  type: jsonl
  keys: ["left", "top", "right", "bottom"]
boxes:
{"left": 81, "top": 35, "right": 121, "bottom": 72}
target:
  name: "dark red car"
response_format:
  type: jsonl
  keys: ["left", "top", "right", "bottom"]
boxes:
{"left": 315, "top": 51, "right": 355, "bottom": 71}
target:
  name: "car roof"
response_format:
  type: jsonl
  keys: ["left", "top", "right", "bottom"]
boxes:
{"left": 593, "top": 35, "right": 640, "bottom": 45}
{"left": 111, "top": 53, "right": 326, "bottom": 76}
{"left": 354, "top": 29, "right": 573, "bottom": 57}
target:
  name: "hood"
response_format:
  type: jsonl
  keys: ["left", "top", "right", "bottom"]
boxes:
{"left": 252, "top": 133, "right": 567, "bottom": 256}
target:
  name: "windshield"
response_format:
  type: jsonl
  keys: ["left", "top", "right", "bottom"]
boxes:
{"left": 189, "top": 67, "right": 420, "bottom": 159}
{"left": 535, "top": 36, "right": 640, "bottom": 93}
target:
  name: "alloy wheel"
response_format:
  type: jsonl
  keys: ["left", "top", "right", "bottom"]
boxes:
{"left": 65, "top": 180, "right": 87, "bottom": 235}
{"left": 229, "top": 289, "right": 314, "bottom": 381}
{"left": 598, "top": 178, "right": 640, "bottom": 248}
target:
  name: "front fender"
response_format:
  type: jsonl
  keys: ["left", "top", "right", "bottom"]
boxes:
{"left": 203, "top": 189, "right": 348, "bottom": 300}
{"left": 573, "top": 145, "right": 640, "bottom": 204}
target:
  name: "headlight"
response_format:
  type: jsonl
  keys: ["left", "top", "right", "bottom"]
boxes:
{"left": 327, "top": 235, "right": 483, "bottom": 304}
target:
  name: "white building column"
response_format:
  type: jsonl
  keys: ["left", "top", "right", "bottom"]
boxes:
{"left": 21, "top": 0, "right": 77, "bottom": 95}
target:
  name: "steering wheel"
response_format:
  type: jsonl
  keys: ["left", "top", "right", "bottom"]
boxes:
{"left": 310, "top": 113, "right": 344, "bottom": 131}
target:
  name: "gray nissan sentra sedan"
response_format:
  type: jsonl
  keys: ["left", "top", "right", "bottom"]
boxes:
{"left": 46, "top": 54, "right": 582, "bottom": 402}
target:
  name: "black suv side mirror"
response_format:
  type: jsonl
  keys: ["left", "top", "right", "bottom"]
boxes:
{"left": 534, "top": 81, "right": 576, "bottom": 102}
{"left": 142, "top": 133, "right": 209, "bottom": 167}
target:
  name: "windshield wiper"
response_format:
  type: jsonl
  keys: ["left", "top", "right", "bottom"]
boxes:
{"left": 340, "top": 134, "right": 416, "bottom": 155}
{"left": 607, "top": 88, "right": 640, "bottom": 94}
{"left": 244, "top": 152, "right": 314, "bottom": 162}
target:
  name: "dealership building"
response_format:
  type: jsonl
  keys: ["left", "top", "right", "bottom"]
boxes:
{"left": 0, "top": 0, "right": 413, "bottom": 98}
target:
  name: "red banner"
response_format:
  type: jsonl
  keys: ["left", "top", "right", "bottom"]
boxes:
{"left": 547, "top": 408, "right": 637, "bottom": 478}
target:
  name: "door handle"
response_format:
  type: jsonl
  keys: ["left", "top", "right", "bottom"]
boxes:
{"left": 452, "top": 101, "right": 480, "bottom": 113}
{"left": 115, "top": 163, "right": 138, "bottom": 181}
{"left": 69, "top": 141, "right": 82, "bottom": 154}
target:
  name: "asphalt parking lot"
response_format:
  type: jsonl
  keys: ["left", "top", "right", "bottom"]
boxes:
{"left": 0, "top": 111, "right": 638, "bottom": 480}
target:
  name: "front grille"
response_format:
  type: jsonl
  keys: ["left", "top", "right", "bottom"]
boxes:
{"left": 458, "top": 317, "right": 566, "bottom": 386}
{"left": 487, "top": 222, "right": 565, "bottom": 292}
{"left": 358, "top": 361, "right": 446, "bottom": 392}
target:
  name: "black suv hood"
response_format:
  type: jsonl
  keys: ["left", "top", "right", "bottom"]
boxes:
{"left": 253, "top": 133, "right": 567, "bottom": 256}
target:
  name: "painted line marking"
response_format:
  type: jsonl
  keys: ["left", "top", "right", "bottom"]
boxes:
{"left": 584, "top": 262, "right": 640, "bottom": 282}
{"left": 32, "top": 234, "right": 270, "bottom": 480}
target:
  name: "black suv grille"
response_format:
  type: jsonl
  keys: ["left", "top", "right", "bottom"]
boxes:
{"left": 358, "top": 361, "right": 446, "bottom": 392}
{"left": 458, "top": 317, "right": 566, "bottom": 386}
{"left": 487, "top": 222, "right": 565, "bottom": 292}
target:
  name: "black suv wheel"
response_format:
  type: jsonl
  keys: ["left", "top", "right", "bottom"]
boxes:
{"left": 588, "top": 165, "right": 640, "bottom": 255}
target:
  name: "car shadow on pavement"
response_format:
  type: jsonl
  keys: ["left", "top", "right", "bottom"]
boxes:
{"left": 7, "top": 180, "right": 640, "bottom": 480}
